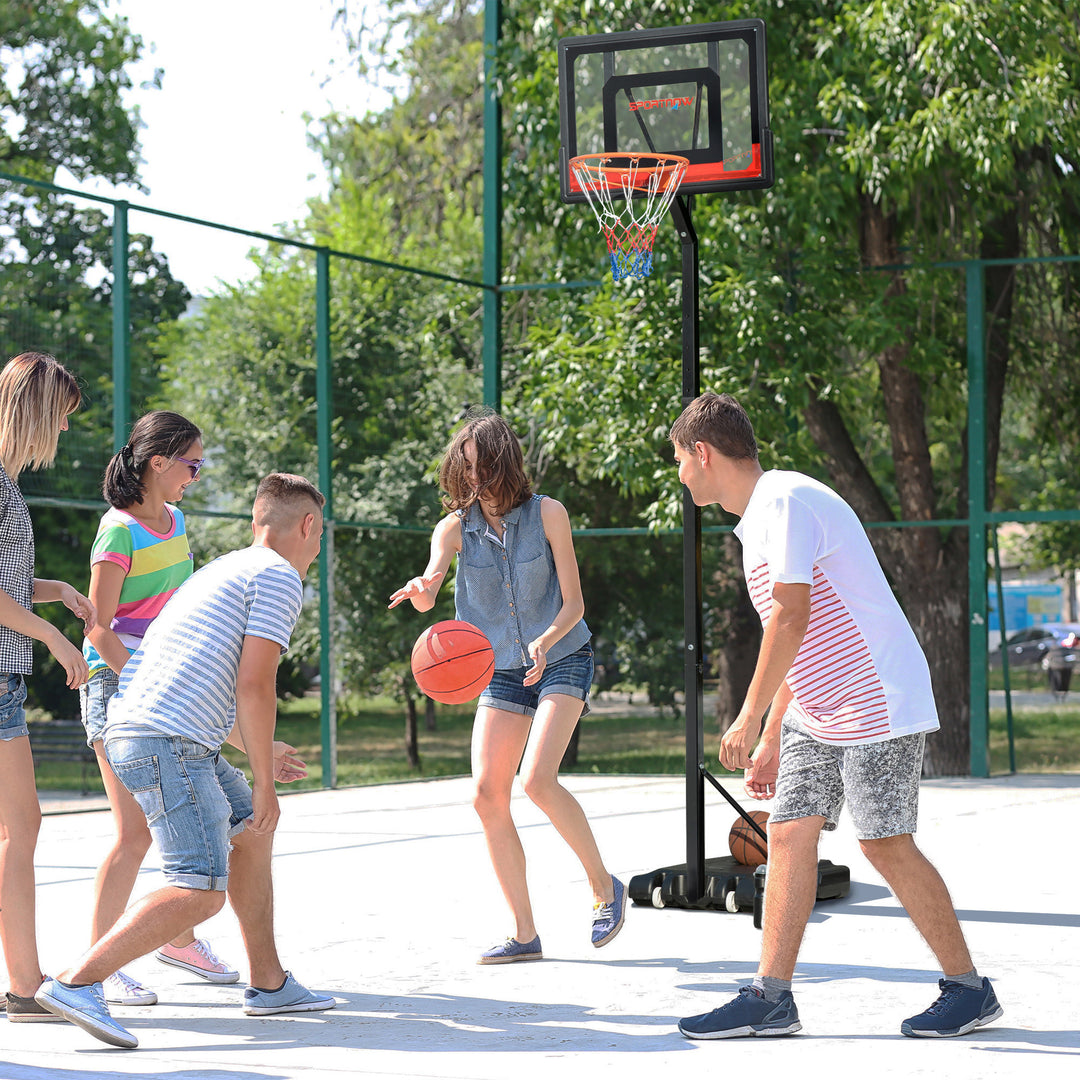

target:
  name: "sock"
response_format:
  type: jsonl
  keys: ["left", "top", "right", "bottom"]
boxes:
{"left": 252, "top": 976, "right": 288, "bottom": 994}
{"left": 947, "top": 968, "right": 982, "bottom": 990}
{"left": 752, "top": 975, "right": 792, "bottom": 1003}
{"left": 57, "top": 979, "right": 92, "bottom": 989}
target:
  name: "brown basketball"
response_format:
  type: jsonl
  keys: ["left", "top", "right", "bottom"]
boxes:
{"left": 728, "top": 810, "right": 769, "bottom": 866}
{"left": 411, "top": 620, "right": 494, "bottom": 705}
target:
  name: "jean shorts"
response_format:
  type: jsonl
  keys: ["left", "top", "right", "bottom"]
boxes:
{"left": 105, "top": 735, "right": 254, "bottom": 891}
{"left": 0, "top": 673, "right": 28, "bottom": 741}
{"left": 79, "top": 667, "right": 120, "bottom": 746}
{"left": 479, "top": 644, "right": 594, "bottom": 718}
{"left": 770, "top": 712, "right": 925, "bottom": 840}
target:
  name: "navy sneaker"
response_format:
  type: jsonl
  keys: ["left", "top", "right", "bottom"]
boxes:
{"left": 34, "top": 978, "right": 137, "bottom": 1048}
{"left": 242, "top": 972, "right": 336, "bottom": 1016}
{"left": 477, "top": 935, "right": 543, "bottom": 965}
{"left": 679, "top": 985, "right": 802, "bottom": 1039}
{"left": 591, "top": 876, "right": 627, "bottom": 948}
{"left": 901, "top": 977, "right": 1003, "bottom": 1038}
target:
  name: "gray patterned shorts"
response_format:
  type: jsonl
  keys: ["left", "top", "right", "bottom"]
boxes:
{"left": 771, "top": 712, "right": 924, "bottom": 840}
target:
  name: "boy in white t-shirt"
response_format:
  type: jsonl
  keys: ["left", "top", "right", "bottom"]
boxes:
{"left": 36, "top": 474, "right": 334, "bottom": 1049}
{"left": 669, "top": 392, "right": 1000, "bottom": 1041}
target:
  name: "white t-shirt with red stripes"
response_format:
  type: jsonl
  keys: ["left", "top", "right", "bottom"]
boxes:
{"left": 734, "top": 470, "right": 939, "bottom": 745}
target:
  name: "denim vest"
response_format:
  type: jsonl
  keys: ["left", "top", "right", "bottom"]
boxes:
{"left": 455, "top": 494, "right": 590, "bottom": 670}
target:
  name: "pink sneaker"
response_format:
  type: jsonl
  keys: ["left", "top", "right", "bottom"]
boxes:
{"left": 155, "top": 939, "right": 239, "bottom": 984}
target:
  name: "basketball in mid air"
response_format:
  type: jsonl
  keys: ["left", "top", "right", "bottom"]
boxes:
{"left": 410, "top": 620, "right": 495, "bottom": 705}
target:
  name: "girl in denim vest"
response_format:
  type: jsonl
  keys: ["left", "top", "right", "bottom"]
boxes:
{"left": 390, "top": 413, "right": 626, "bottom": 963}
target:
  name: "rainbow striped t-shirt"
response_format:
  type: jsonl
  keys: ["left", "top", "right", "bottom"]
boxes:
{"left": 83, "top": 505, "right": 194, "bottom": 675}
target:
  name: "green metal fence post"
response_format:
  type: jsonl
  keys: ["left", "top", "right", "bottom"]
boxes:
{"left": 112, "top": 201, "right": 131, "bottom": 449}
{"left": 966, "top": 261, "right": 990, "bottom": 777}
{"left": 482, "top": 0, "right": 502, "bottom": 411}
{"left": 316, "top": 247, "right": 337, "bottom": 788}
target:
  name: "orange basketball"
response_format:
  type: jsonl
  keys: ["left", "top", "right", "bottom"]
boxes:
{"left": 411, "top": 620, "right": 495, "bottom": 705}
{"left": 728, "top": 810, "right": 769, "bottom": 866}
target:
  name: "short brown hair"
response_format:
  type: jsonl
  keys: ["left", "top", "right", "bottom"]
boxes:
{"left": 0, "top": 352, "right": 81, "bottom": 478}
{"left": 253, "top": 473, "right": 325, "bottom": 530}
{"left": 439, "top": 411, "right": 532, "bottom": 517}
{"left": 669, "top": 392, "right": 759, "bottom": 462}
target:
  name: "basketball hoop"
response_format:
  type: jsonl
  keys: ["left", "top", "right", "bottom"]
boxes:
{"left": 569, "top": 153, "right": 689, "bottom": 281}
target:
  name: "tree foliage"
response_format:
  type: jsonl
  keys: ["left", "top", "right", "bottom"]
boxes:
{"left": 0, "top": 3, "right": 186, "bottom": 714}
{"left": 492, "top": 0, "right": 1080, "bottom": 773}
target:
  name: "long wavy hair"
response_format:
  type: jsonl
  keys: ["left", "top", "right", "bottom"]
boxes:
{"left": 439, "top": 412, "right": 532, "bottom": 517}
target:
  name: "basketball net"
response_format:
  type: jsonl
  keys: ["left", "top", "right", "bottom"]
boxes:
{"left": 569, "top": 153, "right": 689, "bottom": 281}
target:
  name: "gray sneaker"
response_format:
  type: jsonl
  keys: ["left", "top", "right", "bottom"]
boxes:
{"left": 5, "top": 990, "right": 67, "bottom": 1022}
{"left": 34, "top": 978, "right": 138, "bottom": 1048}
{"left": 242, "top": 972, "right": 336, "bottom": 1016}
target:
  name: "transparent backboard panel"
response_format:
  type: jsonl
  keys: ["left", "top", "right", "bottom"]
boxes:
{"left": 559, "top": 21, "right": 771, "bottom": 201}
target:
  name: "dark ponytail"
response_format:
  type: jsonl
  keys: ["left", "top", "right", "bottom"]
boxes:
{"left": 103, "top": 411, "right": 202, "bottom": 509}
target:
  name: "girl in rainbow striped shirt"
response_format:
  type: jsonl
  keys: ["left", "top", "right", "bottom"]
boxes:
{"left": 80, "top": 411, "right": 238, "bottom": 1005}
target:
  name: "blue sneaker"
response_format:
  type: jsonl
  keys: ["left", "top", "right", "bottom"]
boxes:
{"left": 679, "top": 986, "right": 802, "bottom": 1039}
{"left": 591, "top": 875, "right": 627, "bottom": 947}
{"left": 901, "top": 977, "right": 1003, "bottom": 1037}
{"left": 34, "top": 978, "right": 138, "bottom": 1048}
{"left": 242, "top": 972, "right": 336, "bottom": 1016}
{"left": 477, "top": 935, "right": 543, "bottom": 965}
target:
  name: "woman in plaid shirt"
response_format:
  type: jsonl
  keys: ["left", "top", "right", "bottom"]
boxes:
{"left": 0, "top": 352, "right": 96, "bottom": 1022}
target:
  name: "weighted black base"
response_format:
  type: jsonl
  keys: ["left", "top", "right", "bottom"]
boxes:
{"left": 629, "top": 857, "right": 849, "bottom": 925}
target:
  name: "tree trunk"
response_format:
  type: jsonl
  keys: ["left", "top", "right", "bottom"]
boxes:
{"left": 799, "top": 193, "right": 976, "bottom": 774}
{"left": 405, "top": 690, "right": 421, "bottom": 770}
{"left": 425, "top": 696, "right": 436, "bottom": 732}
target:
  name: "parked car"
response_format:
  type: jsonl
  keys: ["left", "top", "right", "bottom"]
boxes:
{"left": 989, "top": 623, "right": 1080, "bottom": 669}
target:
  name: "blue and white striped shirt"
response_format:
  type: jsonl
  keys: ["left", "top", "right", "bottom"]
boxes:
{"left": 104, "top": 544, "right": 304, "bottom": 749}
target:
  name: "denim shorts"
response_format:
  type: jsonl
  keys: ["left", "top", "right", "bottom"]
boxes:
{"left": 79, "top": 667, "right": 120, "bottom": 746}
{"left": 770, "top": 712, "right": 925, "bottom": 840}
{"left": 479, "top": 644, "right": 594, "bottom": 718}
{"left": 0, "top": 673, "right": 28, "bottom": 742}
{"left": 105, "top": 735, "right": 254, "bottom": 891}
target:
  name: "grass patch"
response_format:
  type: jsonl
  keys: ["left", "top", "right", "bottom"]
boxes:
{"left": 32, "top": 693, "right": 1079, "bottom": 793}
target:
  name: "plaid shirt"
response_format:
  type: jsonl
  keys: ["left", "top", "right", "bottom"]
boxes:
{"left": 0, "top": 464, "right": 35, "bottom": 674}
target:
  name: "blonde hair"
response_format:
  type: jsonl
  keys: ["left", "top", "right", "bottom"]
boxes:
{"left": 0, "top": 353, "right": 81, "bottom": 478}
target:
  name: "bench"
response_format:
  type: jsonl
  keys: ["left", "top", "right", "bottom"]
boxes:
{"left": 27, "top": 719, "right": 98, "bottom": 796}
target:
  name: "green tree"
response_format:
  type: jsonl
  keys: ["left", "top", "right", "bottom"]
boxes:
{"left": 496, "top": 0, "right": 1080, "bottom": 774}
{"left": 1, "top": 3, "right": 186, "bottom": 714}
{"left": 1, "top": 0, "right": 154, "bottom": 185}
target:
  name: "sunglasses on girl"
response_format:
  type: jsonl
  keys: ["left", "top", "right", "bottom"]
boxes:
{"left": 174, "top": 455, "right": 205, "bottom": 479}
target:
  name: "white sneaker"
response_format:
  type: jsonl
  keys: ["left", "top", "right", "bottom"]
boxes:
{"left": 102, "top": 969, "right": 158, "bottom": 1006}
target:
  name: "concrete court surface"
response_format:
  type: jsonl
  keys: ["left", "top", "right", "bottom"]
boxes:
{"left": 4, "top": 771, "right": 1079, "bottom": 1079}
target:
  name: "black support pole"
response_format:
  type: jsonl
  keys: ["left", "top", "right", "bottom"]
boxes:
{"left": 668, "top": 194, "right": 704, "bottom": 903}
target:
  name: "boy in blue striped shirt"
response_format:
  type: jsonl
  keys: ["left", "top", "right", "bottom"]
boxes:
{"left": 37, "top": 474, "right": 334, "bottom": 1049}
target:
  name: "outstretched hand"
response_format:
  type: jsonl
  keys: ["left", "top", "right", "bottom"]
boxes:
{"left": 388, "top": 571, "right": 444, "bottom": 610}
{"left": 273, "top": 741, "right": 307, "bottom": 783}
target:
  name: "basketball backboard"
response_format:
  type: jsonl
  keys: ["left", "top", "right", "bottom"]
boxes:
{"left": 558, "top": 19, "right": 772, "bottom": 203}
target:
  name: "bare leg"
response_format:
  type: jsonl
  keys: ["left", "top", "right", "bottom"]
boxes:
{"left": 519, "top": 695, "right": 613, "bottom": 905}
{"left": 0, "top": 736, "right": 44, "bottom": 997}
{"left": 471, "top": 707, "right": 535, "bottom": 941}
{"left": 226, "top": 825, "right": 284, "bottom": 988}
{"left": 91, "top": 741, "right": 196, "bottom": 949}
{"left": 860, "top": 833, "right": 973, "bottom": 976}
{"left": 757, "top": 816, "right": 824, "bottom": 981}
{"left": 61, "top": 886, "right": 224, "bottom": 986}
